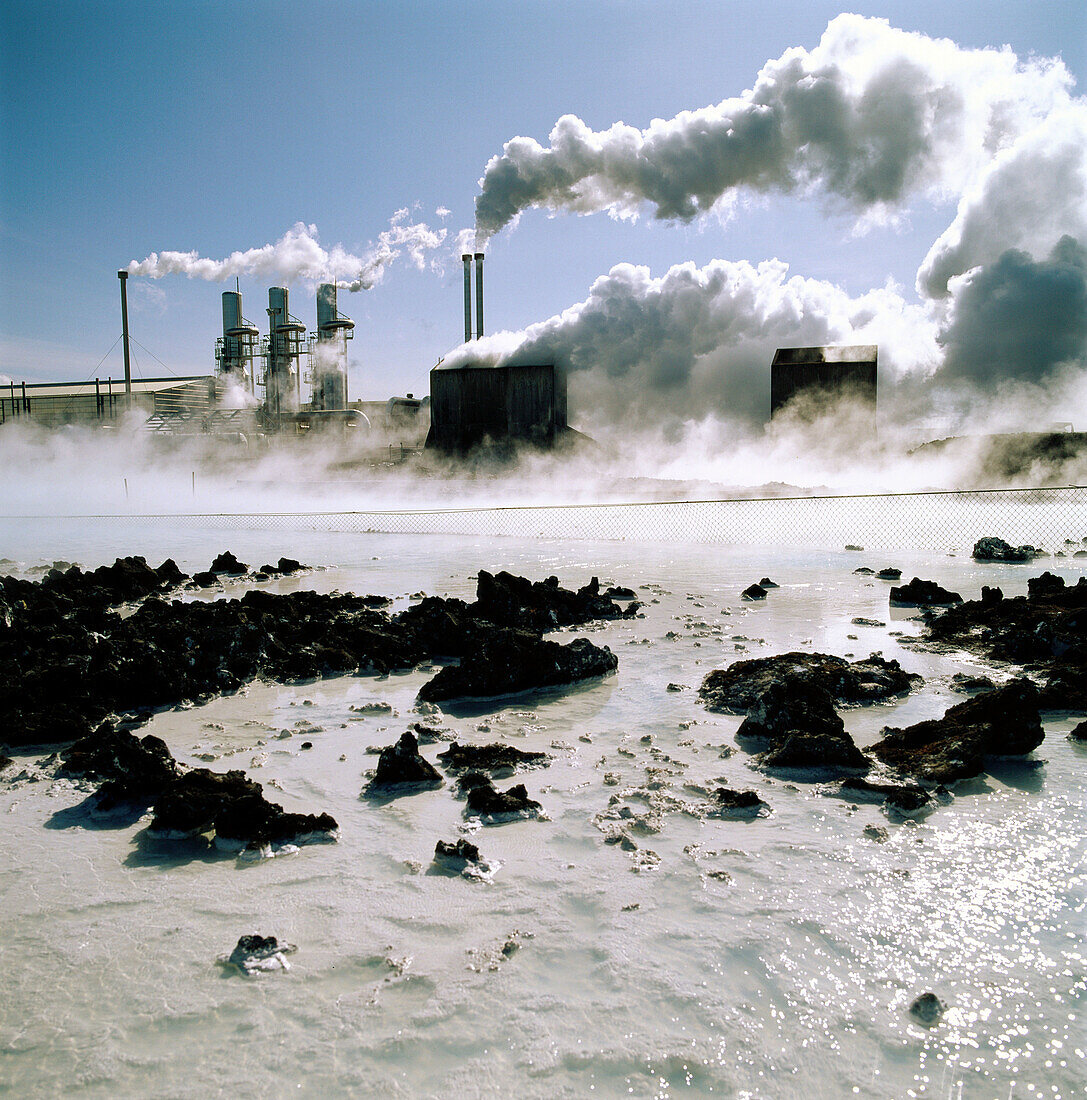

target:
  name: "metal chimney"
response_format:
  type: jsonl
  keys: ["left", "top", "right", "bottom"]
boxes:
{"left": 461, "top": 254, "right": 473, "bottom": 344}
{"left": 117, "top": 270, "right": 132, "bottom": 394}
{"left": 474, "top": 252, "right": 484, "bottom": 339}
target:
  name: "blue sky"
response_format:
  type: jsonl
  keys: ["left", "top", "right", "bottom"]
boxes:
{"left": 1, "top": 0, "right": 1084, "bottom": 400}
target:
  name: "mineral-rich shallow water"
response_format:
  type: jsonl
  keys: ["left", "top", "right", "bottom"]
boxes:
{"left": 1, "top": 524, "right": 1085, "bottom": 1099}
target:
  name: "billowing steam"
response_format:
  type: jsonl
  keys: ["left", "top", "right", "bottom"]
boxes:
{"left": 440, "top": 257, "right": 938, "bottom": 427}
{"left": 128, "top": 210, "right": 447, "bottom": 292}
{"left": 463, "top": 13, "right": 1086, "bottom": 422}
{"left": 474, "top": 14, "right": 1075, "bottom": 241}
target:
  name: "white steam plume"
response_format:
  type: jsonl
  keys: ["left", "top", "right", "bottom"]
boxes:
{"left": 474, "top": 14, "right": 1075, "bottom": 242}
{"left": 128, "top": 211, "right": 447, "bottom": 292}
{"left": 440, "top": 257, "right": 939, "bottom": 428}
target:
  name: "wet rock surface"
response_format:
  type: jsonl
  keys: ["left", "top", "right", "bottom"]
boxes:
{"left": 219, "top": 934, "right": 297, "bottom": 976}
{"left": 436, "top": 741, "right": 551, "bottom": 774}
{"left": 741, "top": 583, "right": 767, "bottom": 600}
{"left": 871, "top": 679, "right": 1045, "bottom": 782}
{"left": 889, "top": 578, "right": 963, "bottom": 607}
{"left": 834, "top": 776, "right": 932, "bottom": 813}
{"left": 2, "top": 560, "right": 629, "bottom": 749}
{"left": 972, "top": 536, "right": 1037, "bottom": 563}
{"left": 909, "top": 992, "right": 945, "bottom": 1027}
{"left": 151, "top": 767, "right": 338, "bottom": 847}
{"left": 366, "top": 732, "right": 443, "bottom": 792}
{"left": 60, "top": 722, "right": 179, "bottom": 810}
{"left": 465, "top": 778, "right": 543, "bottom": 820}
{"left": 711, "top": 787, "right": 769, "bottom": 815}
{"left": 757, "top": 730, "right": 869, "bottom": 773}
{"left": 417, "top": 631, "right": 617, "bottom": 703}
{"left": 432, "top": 838, "right": 483, "bottom": 872}
{"left": 699, "top": 651, "right": 920, "bottom": 713}
{"left": 921, "top": 572, "right": 1086, "bottom": 711}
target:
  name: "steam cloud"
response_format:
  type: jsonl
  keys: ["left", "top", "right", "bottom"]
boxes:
{"left": 128, "top": 210, "right": 447, "bottom": 292}
{"left": 474, "top": 14, "right": 1075, "bottom": 243}
{"left": 465, "top": 14, "right": 1086, "bottom": 424}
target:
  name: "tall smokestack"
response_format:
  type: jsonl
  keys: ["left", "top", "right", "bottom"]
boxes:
{"left": 117, "top": 270, "right": 132, "bottom": 394}
{"left": 462, "top": 254, "right": 473, "bottom": 344}
{"left": 474, "top": 252, "right": 484, "bottom": 339}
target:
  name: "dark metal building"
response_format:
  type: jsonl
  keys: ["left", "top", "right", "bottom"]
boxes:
{"left": 770, "top": 345, "right": 877, "bottom": 418}
{"left": 426, "top": 362, "right": 567, "bottom": 452}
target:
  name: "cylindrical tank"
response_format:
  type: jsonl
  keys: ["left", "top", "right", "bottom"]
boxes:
{"left": 317, "top": 283, "right": 337, "bottom": 330}
{"left": 222, "top": 291, "right": 242, "bottom": 333}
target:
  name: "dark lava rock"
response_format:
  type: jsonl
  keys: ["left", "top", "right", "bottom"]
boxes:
{"left": 700, "top": 651, "right": 920, "bottom": 714}
{"left": 473, "top": 570, "right": 635, "bottom": 632}
{"left": 889, "top": 578, "right": 963, "bottom": 607}
{"left": 712, "top": 787, "right": 769, "bottom": 814}
{"left": 758, "top": 577, "right": 779, "bottom": 589}
{"left": 836, "top": 776, "right": 932, "bottom": 813}
{"left": 221, "top": 934, "right": 297, "bottom": 975}
{"left": 921, "top": 574, "right": 1086, "bottom": 711}
{"left": 210, "top": 551, "right": 247, "bottom": 575}
{"left": 950, "top": 673, "right": 996, "bottom": 694}
{"left": 417, "top": 630, "right": 617, "bottom": 703}
{"left": 737, "top": 679, "right": 846, "bottom": 744}
{"left": 436, "top": 741, "right": 551, "bottom": 774}
{"left": 845, "top": 545, "right": 864, "bottom": 552}
{"left": 973, "top": 536, "right": 1037, "bottom": 563}
{"left": 871, "top": 679, "right": 1044, "bottom": 782}
{"left": 981, "top": 586, "right": 1003, "bottom": 606}
{"left": 604, "top": 586, "right": 637, "bottom": 600}
{"left": 851, "top": 617, "right": 885, "bottom": 627}
{"left": 150, "top": 767, "right": 337, "bottom": 847}
{"left": 909, "top": 992, "right": 944, "bottom": 1027}
{"left": 367, "top": 731, "right": 443, "bottom": 791}
{"left": 854, "top": 567, "right": 875, "bottom": 575}
{"left": 741, "top": 584, "right": 767, "bottom": 601}
{"left": 465, "top": 778, "right": 542, "bottom": 819}
{"left": 60, "top": 722, "right": 179, "bottom": 809}
{"left": 1069, "top": 720, "right": 1087, "bottom": 741}
{"left": 190, "top": 570, "right": 220, "bottom": 588}
{"left": 877, "top": 568, "right": 902, "bottom": 580}
{"left": 276, "top": 557, "right": 304, "bottom": 574}
{"left": 454, "top": 770, "right": 492, "bottom": 798}
{"left": 433, "top": 838, "right": 482, "bottom": 870}
{"left": 757, "top": 731, "right": 869, "bottom": 773}
{"left": 0, "top": 753, "right": 12, "bottom": 771}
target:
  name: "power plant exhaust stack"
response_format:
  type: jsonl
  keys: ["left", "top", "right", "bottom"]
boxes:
{"left": 262, "top": 287, "right": 306, "bottom": 423}
{"left": 312, "top": 283, "right": 354, "bottom": 411}
{"left": 474, "top": 252, "right": 484, "bottom": 339}
{"left": 215, "top": 290, "right": 260, "bottom": 393}
{"left": 462, "top": 254, "right": 473, "bottom": 344}
{"left": 117, "top": 270, "right": 132, "bottom": 395}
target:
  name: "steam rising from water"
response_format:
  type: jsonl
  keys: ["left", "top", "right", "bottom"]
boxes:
{"left": 128, "top": 211, "right": 447, "bottom": 292}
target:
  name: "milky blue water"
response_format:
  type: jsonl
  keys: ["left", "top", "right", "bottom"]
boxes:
{"left": 1, "top": 525, "right": 1084, "bottom": 1099}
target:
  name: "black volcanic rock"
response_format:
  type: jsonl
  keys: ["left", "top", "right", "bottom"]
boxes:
{"left": 973, "top": 537, "right": 1037, "bottom": 563}
{"left": 367, "top": 731, "right": 443, "bottom": 791}
{"left": 150, "top": 767, "right": 337, "bottom": 847}
{"left": 757, "top": 731, "right": 869, "bottom": 773}
{"left": 436, "top": 741, "right": 551, "bottom": 774}
{"left": 465, "top": 778, "right": 542, "bottom": 819}
{"left": 1069, "top": 720, "right": 1087, "bottom": 741}
{"left": 871, "top": 679, "right": 1044, "bottom": 782}
{"left": 433, "top": 838, "right": 482, "bottom": 871}
{"left": 712, "top": 787, "right": 769, "bottom": 815}
{"left": 210, "top": 551, "right": 247, "bottom": 575}
{"left": 909, "top": 992, "right": 945, "bottom": 1027}
{"left": 60, "top": 722, "right": 179, "bottom": 809}
{"left": 889, "top": 578, "right": 963, "bottom": 607}
{"left": 737, "top": 679, "right": 846, "bottom": 745}
{"left": 473, "top": 569, "right": 635, "bottom": 632}
{"left": 835, "top": 776, "right": 932, "bottom": 813}
{"left": 877, "top": 568, "right": 902, "bottom": 580}
{"left": 699, "top": 651, "right": 919, "bottom": 714}
{"left": 417, "top": 630, "right": 617, "bottom": 703}
{"left": 741, "top": 583, "right": 767, "bottom": 601}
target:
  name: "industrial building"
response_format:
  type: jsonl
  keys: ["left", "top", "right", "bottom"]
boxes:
{"left": 426, "top": 253, "right": 568, "bottom": 452}
{"left": 770, "top": 345, "right": 877, "bottom": 419}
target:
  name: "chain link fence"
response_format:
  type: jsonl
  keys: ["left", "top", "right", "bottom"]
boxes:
{"left": 11, "top": 485, "right": 1085, "bottom": 553}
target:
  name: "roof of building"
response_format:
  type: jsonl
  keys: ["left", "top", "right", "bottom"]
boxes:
{"left": 771, "top": 345, "right": 877, "bottom": 366}
{"left": 6, "top": 375, "right": 213, "bottom": 399}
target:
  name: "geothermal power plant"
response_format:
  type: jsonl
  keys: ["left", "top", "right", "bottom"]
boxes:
{"left": 1, "top": 252, "right": 901, "bottom": 452}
